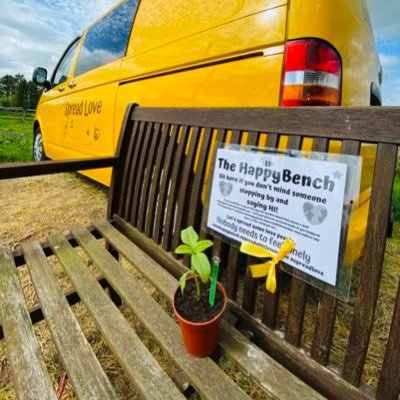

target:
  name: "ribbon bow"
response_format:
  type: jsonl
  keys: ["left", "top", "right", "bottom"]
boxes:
{"left": 240, "top": 239, "right": 295, "bottom": 293}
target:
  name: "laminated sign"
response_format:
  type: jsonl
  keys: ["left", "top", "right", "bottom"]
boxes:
{"left": 206, "top": 145, "right": 361, "bottom": 288}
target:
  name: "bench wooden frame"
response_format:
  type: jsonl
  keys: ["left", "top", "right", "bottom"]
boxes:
{"left": 0, "top": 105, "right": 399, "bottom": 399}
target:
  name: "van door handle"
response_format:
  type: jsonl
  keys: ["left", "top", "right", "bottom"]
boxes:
{"left": 69, "top": 81, "right": 77, "bottom": 89}
{"left": 58, "top": 86, "right": 65, "bottom": 92}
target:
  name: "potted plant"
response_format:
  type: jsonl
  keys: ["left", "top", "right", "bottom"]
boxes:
{"left": 173, "top": 226, "right": 227, "bottom": 357}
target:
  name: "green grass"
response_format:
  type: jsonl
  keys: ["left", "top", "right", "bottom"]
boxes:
{"left": 0, "top": 113, "right": 33, "bottom": 162}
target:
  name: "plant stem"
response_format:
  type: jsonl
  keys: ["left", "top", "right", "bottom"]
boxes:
{"left": 193, "top": 274, "right": 201, "bottom": 300}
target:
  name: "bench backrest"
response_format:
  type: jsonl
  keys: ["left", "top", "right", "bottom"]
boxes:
{"left": 108, "top": 105, "right": 400, "bottom": 400}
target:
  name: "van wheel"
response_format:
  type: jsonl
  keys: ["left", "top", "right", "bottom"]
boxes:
{"left": 33, "top": 127, "right": 47, "bottom": 161}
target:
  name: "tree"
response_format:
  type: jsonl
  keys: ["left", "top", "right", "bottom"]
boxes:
{"left": 16, "top": 77, "right": 28, "bottom": 108}
{"left": 0, "top": 74, "right": 42, "bottom": 109}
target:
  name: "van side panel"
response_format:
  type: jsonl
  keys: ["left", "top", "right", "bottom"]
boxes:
{"left": 287, "top": 0, "right": 380, "bottom": 106}
{"left": 115, "top": 52, "right": 284, "bottom": 138}
{"left": 128, "top": 0, "right": 287, "bottom": 56}
{"left": 120, "top": 4, "right": 287, "bottom": 82}
{"left": 115, "top": 2, "right": 289, "bottom": 148}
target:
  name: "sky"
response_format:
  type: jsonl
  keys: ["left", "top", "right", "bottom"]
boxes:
{"left": 0, "top": 0, "right": 399, "bottom": 105}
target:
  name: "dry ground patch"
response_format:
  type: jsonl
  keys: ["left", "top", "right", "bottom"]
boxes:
{"left": 0, "top": 172, "right": 399, "bottom": 399}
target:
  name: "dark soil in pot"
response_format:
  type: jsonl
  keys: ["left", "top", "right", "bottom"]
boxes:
{"left": 174, "top": 279, "right": 225, "bottom": 323}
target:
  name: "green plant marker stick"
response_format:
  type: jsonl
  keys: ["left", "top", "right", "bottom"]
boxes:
{"left": 209, "top": 256, "right": 220, "bottom": 306}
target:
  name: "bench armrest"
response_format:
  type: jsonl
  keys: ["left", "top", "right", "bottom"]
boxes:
{"left": 0, "top": 157, "right": 117, "bottom": 180}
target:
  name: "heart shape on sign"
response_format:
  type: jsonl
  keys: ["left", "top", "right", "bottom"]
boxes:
{"left": 219, "top": 180, "right": 233, "bottom": 197}
{"left": 303, "top": 202, "right": 328, "bottom": 226}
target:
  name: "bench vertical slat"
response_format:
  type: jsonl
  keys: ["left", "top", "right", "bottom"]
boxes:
{"left": 21, "top": 241, "right": 119, "bottom": 400}
{"left": 145, "top": 123, "right": 171, "bottom": 237}
{"left": 181, "top": 126, "right": 214, "bottom": 260}
{"left": 115, "top": 119, "right": 139, "bottom": 218}
{"left": 153, "top": 124, "right": 180, "bottom": 243}
{"left": 284, "top": 135, "right": 308, "bottom": 347}
{"left": 240, "top": 131, "right": 261, "bottom": 314}
{"left": 376, "top": 279, "right": 400, "bottom": 400}
{"left": 199, "top": 127, "right": 229, "bottom": 242}
{"left": 205, "top": 128, "right": 229, "bottom": 263}
{"left": 130, "top": 121, "right": 154, "bottom": 225}
{"left": 285, "top": 277, "right": 308, "bottom": 346}
{"left": 123, "top": 120, "right": 148, "bottom": 220}
{"left": 0, "top": 248, "right": 58, "bottom": 400}
{"left": 163, "top": 125, "right": 190, "bottom": 250}
{"left": 261, "top": 132, "right": 281, "bottom": 328}
{"left": 310, "top": 292, "right": 338, "bottom": 365}
{"left": 226, "top": 247, "right": 245, "bottom": 300}
{"left": 108, "top": 105, "right": 137, "bottom": 219}
{"left": 342, "top": 142, "right": 398, "bottom": 386}
{"left": 242, "top": 270, "right": 260, "bottom": 314}
{"left": 138, "top": 122, "right": 162, "bottom": 231}
{"left": 48, "top": 233, "right": 185, "bottom": 400}
{"left": 172, "top": 126, "right": 202, "bottom": 251}
{"left": 186, "top": 127, "right": 214, "bottom": 229}
{"left": 225, "top": 130, "right": 244, "bottom": 299}
{"left": 310, "top": 139, "right": 359, "bottom": 366}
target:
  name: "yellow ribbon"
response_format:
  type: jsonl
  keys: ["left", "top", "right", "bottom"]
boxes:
{"left": 240, "top": 239, "right": 295, "bottom": 293}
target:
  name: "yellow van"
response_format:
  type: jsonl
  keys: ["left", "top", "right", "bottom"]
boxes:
{"left": 32, "top": 0, "right": 381, "bottom": 262}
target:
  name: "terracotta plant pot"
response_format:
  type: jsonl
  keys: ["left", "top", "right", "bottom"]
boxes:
{"left": 173, "top": 281, "right": 227, "bottom": 357}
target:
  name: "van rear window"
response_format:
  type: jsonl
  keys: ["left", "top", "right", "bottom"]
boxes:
{"left": 74, "top": 0, "right": 138, "bottom": 77}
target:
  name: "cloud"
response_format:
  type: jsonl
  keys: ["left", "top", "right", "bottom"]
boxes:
{"left": 366, "top": 0, "right": 400, "bottom": 105}
{"left": 0, "top": 0, "right": 117, "bottom": 78}
{"left": 367, "top": 0, "right": 400, "bottom": 40}
{"left": 380, "top": 54, "right": 400, "bottom": 70}
{"left": 378, "top": 53, "right": 400, "bottom": 105}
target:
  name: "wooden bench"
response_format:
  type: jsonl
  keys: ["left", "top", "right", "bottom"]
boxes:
{"left": 0, "top": 105, "right": 399, "bottom": 399}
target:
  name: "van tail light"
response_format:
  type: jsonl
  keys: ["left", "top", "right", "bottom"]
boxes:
{"left": 280, "top": 39, "right": 342, "bottom": 106}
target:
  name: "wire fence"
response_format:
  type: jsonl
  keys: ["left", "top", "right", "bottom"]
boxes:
{"left": 0, "top": 106, "right": 35, "bottom": 121}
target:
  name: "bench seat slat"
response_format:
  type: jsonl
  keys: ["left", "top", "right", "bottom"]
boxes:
{"left": 21, "top": 241, "right": 118, "bottom": 400}
{"left": 94, "top": 218, "right": 325, "bottom": 400}
{"left": 220, "top": 321, "right": 326, "bottom": 400}
{"left": 72, "top": 224, "right": 250, "bottom": 400}
{"left": 0, "top": 247, "right": 57, "bottom": 400}
{"left": 48, "top": 232, "right": 184, "bottom": 400}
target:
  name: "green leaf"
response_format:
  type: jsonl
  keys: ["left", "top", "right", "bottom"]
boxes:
{"left": 179, "top": 272, "right": 190, "bottom": 293}
{"left": 181, "top": 226, "right": 198, "bottom": 247}
{"left": 175, "top": 244, "right": 193, "bottom": 255}
{"left": 193, "top": 239, "right": 213, "bottom": 253}
{"left": 192, "top": 253, "right": 211, "bottom": 283}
